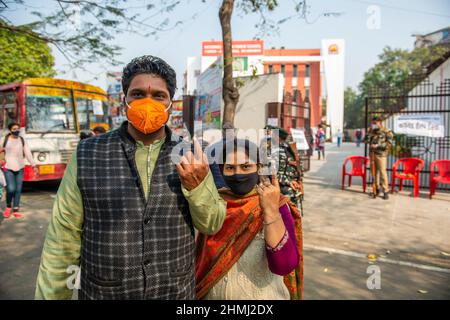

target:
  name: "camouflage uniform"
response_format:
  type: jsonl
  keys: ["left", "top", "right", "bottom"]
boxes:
{"left": 366, "top": 127, "right": 394, "bottom": 193}
{"left": 277, "top": 142, "right": 303, "bottom": 206}
{"left": 366, "top": 127, "right": 394, "bottom": 157}
{"left": 264, "top": 126, "right": 303, "bottom": 213}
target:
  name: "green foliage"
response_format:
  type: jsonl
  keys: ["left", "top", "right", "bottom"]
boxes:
{"left": 345, "top": 44, "right": 450, "bottom": 129}
{"left": 359, "top": 45, "right": 450, "bottom": 96}
{"left": 238, "top": 0, "right": 278, "bottom": 12}
{"left": 389, "top": 133, "right": 419, "bottom": 158}
{"left": 343, "top": 87, "right": 364, "bottom": 129}
{"left": 0, "top": 0, "right": 186, "bottom": 71}
{"left": 0, "top": 20, "right": 55, "bottom": 84}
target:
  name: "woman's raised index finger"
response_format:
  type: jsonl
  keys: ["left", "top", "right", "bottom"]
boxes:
{"left": 271, "top": 171, "right": 279, "bottom": 187}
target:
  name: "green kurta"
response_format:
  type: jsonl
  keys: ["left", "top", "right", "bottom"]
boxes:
{"left": 35, "top": 137, "right": 226, "bottom": 299}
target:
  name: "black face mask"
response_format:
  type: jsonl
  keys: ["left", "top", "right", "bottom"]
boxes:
{"left": 223, "top": 172, "right": 259, "bottom": 196}
{"left": 11, "top": 130, "right": 20, "bottom": 136}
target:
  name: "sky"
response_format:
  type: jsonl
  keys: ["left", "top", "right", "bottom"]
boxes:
{"left": 4, "top": 0, "right": 450, "bottom": 98}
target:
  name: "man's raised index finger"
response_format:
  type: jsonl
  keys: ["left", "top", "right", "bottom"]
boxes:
{"left": 193, "top": 137, "right": 204, "bottom": 161}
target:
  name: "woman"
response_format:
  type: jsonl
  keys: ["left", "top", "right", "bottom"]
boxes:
{"left": 195, "top": 138, "right": 303, "bottom": 300}
{"left": 0, "top": 123, "right": 38, "bottom": 218}
{"left": 315, "top": 126, "right": 326, "bottom": 160}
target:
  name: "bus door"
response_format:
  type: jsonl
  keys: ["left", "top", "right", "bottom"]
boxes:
{"left": 0, "top": 90, "right": 20, "bottom": 133}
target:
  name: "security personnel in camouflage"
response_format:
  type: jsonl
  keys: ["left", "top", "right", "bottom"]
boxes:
{"left": 276, "top": 128, "right": 303, "bottom": 208}
{"left": 365, "top": 117, "right": 394, "bottom": 200}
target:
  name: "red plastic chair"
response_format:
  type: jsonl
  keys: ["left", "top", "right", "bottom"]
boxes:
{"left": 391, "top": 157, "right": 424, "bottom": 198}
{"left": 342, "top": 156, "right": 369, "bottom": 192}
{"left": 430, "top": 160, "right": 450, "bottom": 199}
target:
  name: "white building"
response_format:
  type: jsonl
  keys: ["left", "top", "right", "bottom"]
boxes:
{"left": 184, "top": 39, "right": 345, "bottom": 142}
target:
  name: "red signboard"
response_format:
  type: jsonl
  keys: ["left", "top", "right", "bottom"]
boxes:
{"left": 202, "top": 40, "right": 264, "bottom": 57}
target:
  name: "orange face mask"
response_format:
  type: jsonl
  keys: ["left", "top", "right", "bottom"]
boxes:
{"left": 125, "top": 97, "right": 171, "bottom": 135}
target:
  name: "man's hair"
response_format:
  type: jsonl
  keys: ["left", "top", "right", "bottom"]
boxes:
{"left": 122, "top": 55, "right": 177, "bottom": 99}
{"left": 93, "top": 126, "right": 107, "bottom": 134}
{"left": 372, "top": 116, "right": 382, "bottom": 122}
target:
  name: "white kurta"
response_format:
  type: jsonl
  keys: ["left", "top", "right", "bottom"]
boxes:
{"left": 203, "top": 229, "right": 290, "bottom": 300}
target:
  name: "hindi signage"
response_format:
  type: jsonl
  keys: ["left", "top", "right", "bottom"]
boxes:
{"left": 394, "top": 114, "right": 445, "bottom": 138}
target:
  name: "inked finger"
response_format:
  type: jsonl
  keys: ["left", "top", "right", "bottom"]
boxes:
{"left": 271, "top": 172, "right": 279, "bottom": 188}
{"left": 193, "top": 137, "right": 204, "bottom": 161}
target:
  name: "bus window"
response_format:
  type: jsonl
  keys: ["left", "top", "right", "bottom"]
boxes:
{"left": 76, "top": 98, "right": 109, "bottom": 130}
{"left": 25, "top": 87, "right": 76, "bottom": 132}
{"left": 0, "top": 91, "right": 18, "bottom": 130}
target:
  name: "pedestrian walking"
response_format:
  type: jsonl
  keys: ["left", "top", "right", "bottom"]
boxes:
{"left": 337, "top": 129, "right": 342, "bottom": 148}
{"left": 315, "top": 126, "right": 326, "bottom": 160}
{"left": 35, "top": 55, "right": 227, "bottom": 300}
{"left": 365, "top": 117, "right": 394, "bottom": 200}
{"left": 195, "top": 138, "right": 303, "bottom": 300}
{"left": 0, "top": 123, "right": 39, "bottom": 219}
{"left": 355, "top": 129, "right": 362, "bottom": 147}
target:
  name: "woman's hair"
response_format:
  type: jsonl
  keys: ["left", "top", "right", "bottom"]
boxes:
{"left": 7, "top": 122, "right": 19, "bottom": 131}
{"left": 218, "top": 138, "right": 260, "bottom": 170}
{"left": 79, "top": 131, "right": 93, "bottom": 140}
{"left": 93, "top": 126, "right": 106, "bottom": 134}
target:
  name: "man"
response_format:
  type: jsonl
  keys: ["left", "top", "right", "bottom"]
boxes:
{"left": 276, "top": 127, "right": 303, "bottom": 210}
{"left": 35, "top": 55, "right": 227, "bottom": 300}
{"left": 366, "top": 117, "right": 393, "bottom": 200}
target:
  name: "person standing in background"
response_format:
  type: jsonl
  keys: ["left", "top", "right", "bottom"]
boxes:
{"left": 315, "top": 126, "right": 326, "bottom": 160}
{"left": 365, "top": 117, "right": 394, "bottom": 200}
{"left": 277, "top": 128, "right": 303, "bottom": 211}
{"left": 337, "top": 129, "right": 342, "bottom": 148}
{"left": 0, "top": 123, "right": 39, "bottom": 218}
{"left": 355, "top": 129, "right": 362, "bottom": 147}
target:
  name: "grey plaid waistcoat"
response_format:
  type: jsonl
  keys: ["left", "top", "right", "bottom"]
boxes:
{"left": 76, "top": 122, "right": 195, "bottom": 300}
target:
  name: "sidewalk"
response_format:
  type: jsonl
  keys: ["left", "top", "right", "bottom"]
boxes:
{"left": 302, "top": 142, "right": 450, "bottom": 299}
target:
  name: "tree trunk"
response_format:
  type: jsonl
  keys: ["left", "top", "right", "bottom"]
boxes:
{"left": 219, "top": 0, "right": 239, "bottom": 129}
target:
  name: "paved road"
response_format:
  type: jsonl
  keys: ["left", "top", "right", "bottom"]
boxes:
{"left": 304, "top": 249, "right": 450, "bottom": 299}
{"left": 0, "top": 182, "right": 59, "bottom": 299}
{"left": 302, "top": 143, "right": 450, "bottom": 299}
{"left": 0, "top": 143, "right": 449, "bottom": 299}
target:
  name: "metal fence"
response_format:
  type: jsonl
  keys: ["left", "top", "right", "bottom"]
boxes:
{"left": 365, "top": 76, "right": 450, "bottom": 190}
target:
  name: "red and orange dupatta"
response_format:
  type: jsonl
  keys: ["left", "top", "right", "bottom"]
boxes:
{"left": 195, "top": 189, "right": 303, "bottom": 300}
